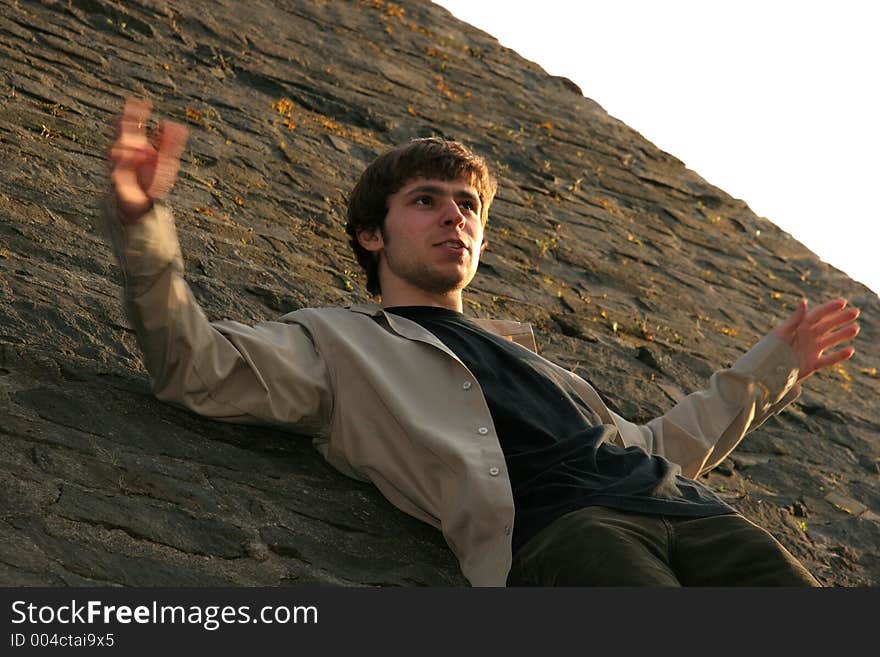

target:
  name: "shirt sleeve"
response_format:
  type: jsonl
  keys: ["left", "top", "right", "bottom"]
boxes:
{"left": 102, "top": 198, "right": 333, "bottom": 435}
{"left": 608, "top": 333, "right": 801, "bottom": 478}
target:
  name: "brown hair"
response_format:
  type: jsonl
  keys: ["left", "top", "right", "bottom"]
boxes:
{"left": 344, "top": 137, "right": 497, "bottom": 297}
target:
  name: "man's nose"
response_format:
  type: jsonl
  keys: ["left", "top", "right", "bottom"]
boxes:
{"left": 441, "top": 198, "right": 466, "bottom": 227}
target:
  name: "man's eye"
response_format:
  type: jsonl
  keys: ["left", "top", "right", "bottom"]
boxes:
{"left": 458, "top": 200, "right": 476, "bottom": 212}
{"left": 415, "top": 196, "right": 432, "bottom": 206}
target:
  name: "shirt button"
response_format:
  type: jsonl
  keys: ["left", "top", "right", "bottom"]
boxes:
{"left": 503, "top": 526, "right": 512, "bottom": 536}
{"left": 478, "top": 427, "right": 489, "bottom": 435}
{"left": 489, "top": 467, "right": 500, "bottom": 476}
{"left": 462, "top": 381, "right": 472, "bottom": 390}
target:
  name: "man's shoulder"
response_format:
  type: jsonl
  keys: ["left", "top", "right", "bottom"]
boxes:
{"left": 276, "top": 304, "right": 383, "bottom": 330}
{"left": 279, "top": 303, "right": 381, "bottom": 319}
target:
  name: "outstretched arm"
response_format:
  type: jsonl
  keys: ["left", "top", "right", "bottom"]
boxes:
{"left": 104, "top": 99, "right": 332, "bottom": 434}
{"left": 606, "top": 297, "right": 860, "bottom": 478}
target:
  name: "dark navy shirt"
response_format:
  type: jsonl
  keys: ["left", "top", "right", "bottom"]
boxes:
{"left": 386, "top": 306, "right": 735, "bottom": 553}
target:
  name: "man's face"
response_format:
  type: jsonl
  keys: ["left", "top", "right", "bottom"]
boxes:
{"left": 358, "top": 177, "right": 485, "bottom": 303}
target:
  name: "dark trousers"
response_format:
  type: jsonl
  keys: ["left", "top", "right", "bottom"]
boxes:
{"left": 508, "top": 506, "right": 820, "bottom": 586}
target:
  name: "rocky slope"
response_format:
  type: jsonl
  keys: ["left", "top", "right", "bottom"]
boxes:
{"left": 0, "top": 0, "right": 877, "bottom": 586}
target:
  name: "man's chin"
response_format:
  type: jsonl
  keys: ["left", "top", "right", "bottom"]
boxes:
{"left": 412, "top": 272, "right": 473, "bottom": 296}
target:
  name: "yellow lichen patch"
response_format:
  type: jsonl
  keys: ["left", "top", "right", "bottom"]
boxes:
{"left": 861, "top": 367, "right": 879, "bottom": 378}
{"left": 696, "top": 313, "right": 740, "bottom": 338}
{"left": 362, "top": 0, "right": 406, "bottom": 19}
{"left": 185, "top": 107, "right": 203, "bottom": 122}
{"left": 317, "top": 115, "right": 345, "bottom": 134}
{"left": 535, "top": 236, "right": 558, "bottom": 257}
{"left": 406, "top": 21, "right": 437, "bottom": 41}
{"left": 194, "top": 206, "right": 214, "bottom": 216}
{"left": 436, "top": 80, "right": 459, "bottom": 101}
{"left": 833, "top": 363, "right": 853, "bottom": 391}
{"left": 425, "top": 46, "right": 448, "bottom": 60}
{"left": 272, "top": 98, "right": 294, "bottom": 116}
{"left": 463, "top": 44, "right": 482, "bottom": 58}
{"left": 270, "top": 98, "right": 379, "bottom": 147}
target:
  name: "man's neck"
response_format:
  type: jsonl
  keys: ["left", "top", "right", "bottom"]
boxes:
{"left": 379, "top": 286, "right": 463, "bottom": 312}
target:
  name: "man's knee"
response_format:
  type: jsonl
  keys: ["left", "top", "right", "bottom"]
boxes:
{"left": 672, "top": 514, "right": 821, "bottom": 586}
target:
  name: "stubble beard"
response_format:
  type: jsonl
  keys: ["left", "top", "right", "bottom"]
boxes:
{"left": 383, "top": 243, "right": 475, "bottom": 296}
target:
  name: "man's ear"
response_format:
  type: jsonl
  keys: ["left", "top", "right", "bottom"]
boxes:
{"left": 480, "top": 238, "right": 488, "bottom": 254}
{"left": 357, "top": 227, "right": 384, "bottom": 253}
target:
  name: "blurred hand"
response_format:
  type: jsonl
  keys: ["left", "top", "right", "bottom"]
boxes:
{"left": 771, "top": 298, "right": 860, "bottom": 383}
{"left": 108, "top": 98, "right": 189, "bottom": 223}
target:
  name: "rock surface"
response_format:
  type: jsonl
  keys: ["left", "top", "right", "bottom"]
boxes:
{"left": 0, "top": 0, "right": 877, "bottom": 586}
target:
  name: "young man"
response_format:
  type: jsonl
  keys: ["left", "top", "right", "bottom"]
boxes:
{"left": 107, "top": 99, "right": 860, "bottom": 586}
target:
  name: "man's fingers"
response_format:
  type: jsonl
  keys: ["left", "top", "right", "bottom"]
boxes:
{"left": 786, "top": 298, "right": 808, "bottom": 326}
{"left": 812, "top": 306, "right": 860, "bottom": 336}
{"left": 111, "top": 165, "right": 143, "bottom": 192}
{"left": 144, "top": 121, "right": 188, "bottom": 199}
{"left": 109, "top": 143, "right": 151, "bottom": 167}
{"left": 814, "top": 346, "right": 855, "bottom": 372}
{"left": 805, "top": 298, "right": 848, "bottom": 327}
{"left": 156, "top": 121, "right": 189, "bottom": 161}
{"left": 817, "top": 323, "right": 860, "bottom": 353}
{"left": 120, "top": 98, "right": 152, "bottom": 140}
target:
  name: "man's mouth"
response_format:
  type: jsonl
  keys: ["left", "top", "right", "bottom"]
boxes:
{"left": 435, "top": 239, "right": 469, "bottom": 252}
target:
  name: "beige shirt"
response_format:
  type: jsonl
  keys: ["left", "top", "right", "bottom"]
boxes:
{"left": 104, "top": 201, "right": 802, "bottom": 586}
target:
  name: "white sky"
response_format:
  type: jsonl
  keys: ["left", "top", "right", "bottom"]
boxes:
{"left": 434, "top": 0, "right": 879, "bottom": 295}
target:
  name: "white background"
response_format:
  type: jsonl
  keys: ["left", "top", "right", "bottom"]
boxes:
{"left": 435, "top": 0, "right": 879, "bottom": 295}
